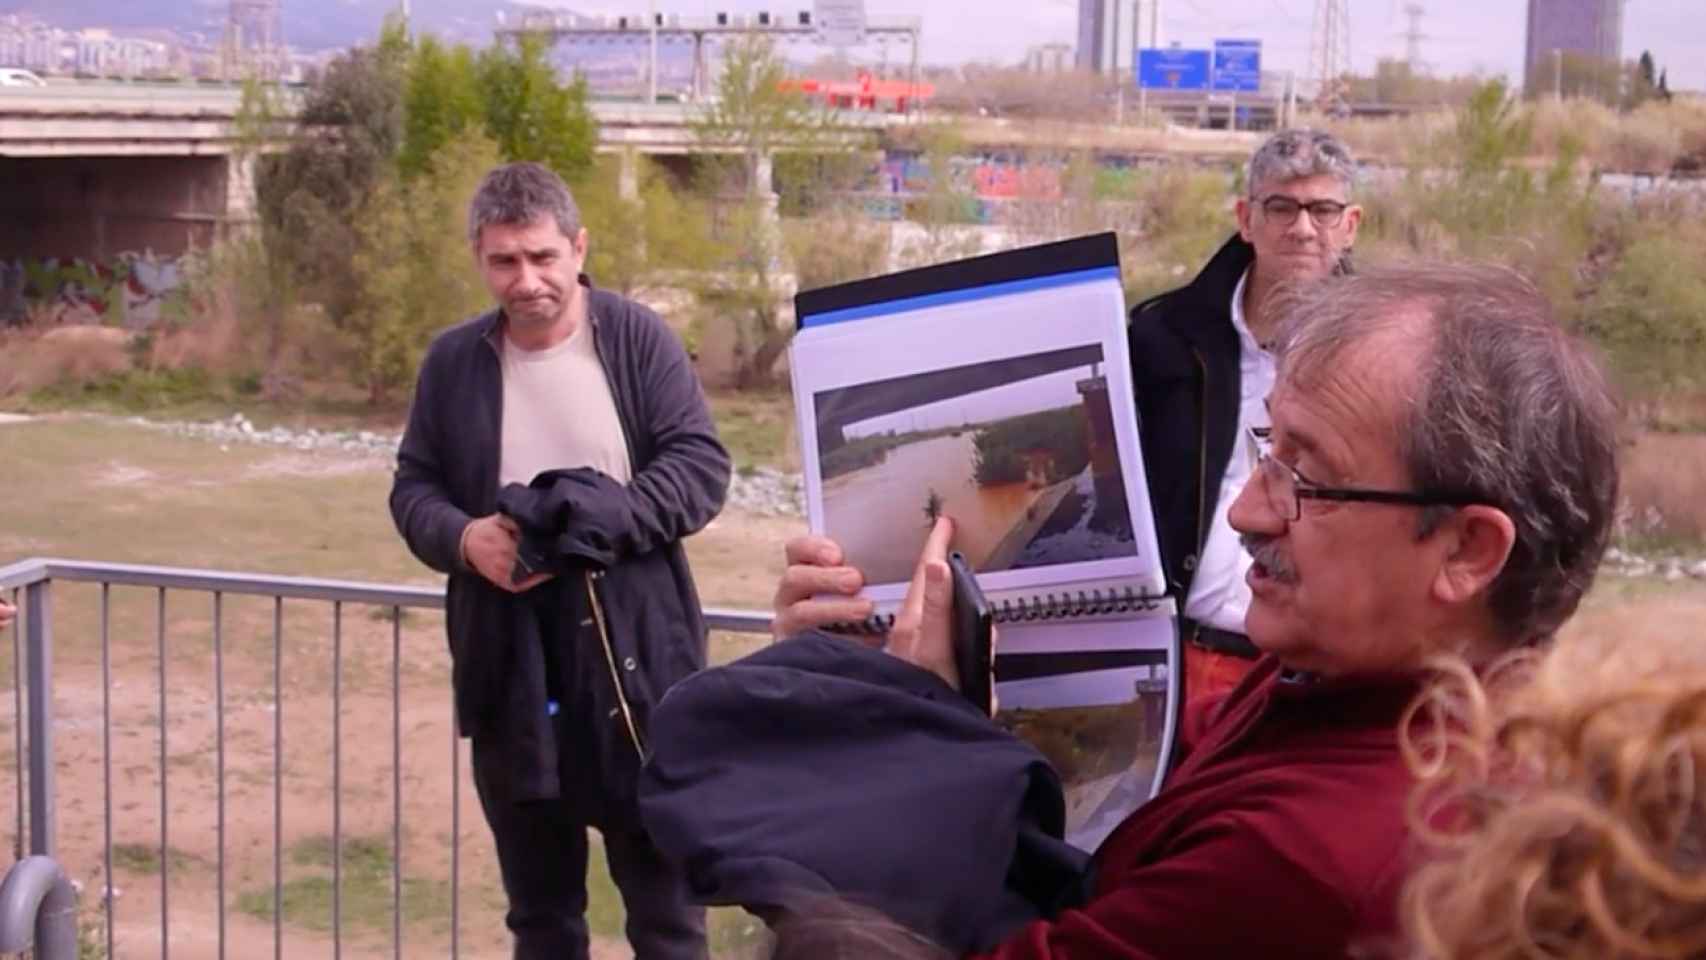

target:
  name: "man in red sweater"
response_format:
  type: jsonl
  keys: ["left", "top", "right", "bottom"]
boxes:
{"left": 773, "top": 262, "right": 1621, "bottom": 957}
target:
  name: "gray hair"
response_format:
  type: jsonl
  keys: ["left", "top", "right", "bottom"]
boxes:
{"left": 467, "top": 161, "right": 582, "bottom": 248}
{"left": 1246, "top": 129, "right": 1357, "bottom": 198}
{"left": 1270, "top": 262, "right": 1620, "bottom": 646}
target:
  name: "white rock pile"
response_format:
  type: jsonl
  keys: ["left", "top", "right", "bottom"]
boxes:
{"left": 725, "top": 466, "right": 805, "bottom": 517}
{"left": 127, "top": 413, "right": 402, "bottom": 457}
{"left": 117, "top": 413, "right": 811, "bottom": 516}
{"left": 89, "top": 414, "right": 1706, "bottom": 544}
{"left": 1602, "top": 546, "right": 1706, "bottom": 582}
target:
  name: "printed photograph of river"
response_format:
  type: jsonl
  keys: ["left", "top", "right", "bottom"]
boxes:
{"left": 997, "top": 661, "right": 1168, "bottom": 851}
{"left": 814, "top": 343, "right": 1139, "bottom": 587}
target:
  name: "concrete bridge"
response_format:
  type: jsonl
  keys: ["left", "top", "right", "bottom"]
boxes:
{"left": 0, "top": 84, "right": 266, "bottom": 261}
{"left": 0, "top": 81, "right": 900, "bottom": 262}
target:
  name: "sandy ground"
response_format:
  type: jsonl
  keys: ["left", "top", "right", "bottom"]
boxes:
{"left": 0, "top": 426, "right": 798, "bottom": 958}
{"left": 6, "top": 413, "right": 1703, "bottom": 958}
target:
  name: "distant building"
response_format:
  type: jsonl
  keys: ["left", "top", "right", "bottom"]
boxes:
{"left": 0, "top": 16, "right": 67, "bottom": 73}
{"left": 1075, "top": 0, "right": 1125, "bottom": 75}
{"left": 1, "top": 15, "right": 181, "bottom": 78}
{"left": 1525, "top": 0, "right": 1624, "bottom": 94}
{"left": 1026, "top": 43, "right": 1073, "bottom": 75}
{"left": 74, "top": 30, "right": 172, "bottom": 78}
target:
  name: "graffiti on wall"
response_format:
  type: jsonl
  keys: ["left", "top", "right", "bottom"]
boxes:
{"left": 863, "top": 152, "right": 1158, "bottom": 225}
{"left": 0, "top": 251, "right": 185, "bottom": 329}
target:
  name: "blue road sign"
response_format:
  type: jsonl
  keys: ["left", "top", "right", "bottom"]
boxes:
{"left": 1138, "top": 48, "right": 1211, "bottom": 91}
{"left": 1212, "top": 38, "right": 1262, "bottom": 92}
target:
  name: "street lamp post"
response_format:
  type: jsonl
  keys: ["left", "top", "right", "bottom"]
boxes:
{"left": 648, "top": 0, "right": 659, "bottom": 104}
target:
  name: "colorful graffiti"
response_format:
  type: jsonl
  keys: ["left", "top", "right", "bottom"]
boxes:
{"left": 0, "top": 251, "right": 185, "bottom": 329}
{"left": 861, "top": 152, "right": 1168, "bottom": 224}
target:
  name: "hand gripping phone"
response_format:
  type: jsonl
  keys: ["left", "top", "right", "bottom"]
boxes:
{"left": 947, "top": 551, "right": 995, "bottom": 716}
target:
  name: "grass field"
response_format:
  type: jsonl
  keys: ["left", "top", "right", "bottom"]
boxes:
{"left": 0, "top": 414, "right": 804, "bottom": 959}
{"left": 3, "top": 408, "right": 1705, "bottom": 958}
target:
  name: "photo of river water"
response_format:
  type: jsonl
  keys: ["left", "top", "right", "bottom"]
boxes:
{"left": 823, "top": 427, "right": 1137, "bottom": 587}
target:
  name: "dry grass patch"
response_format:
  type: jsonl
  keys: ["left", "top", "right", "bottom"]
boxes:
{"left": 0, "top": 323, "right": 133, "bottom": 398}
{"left": 1619, "top": 431, "right": 1706, "bottom": 548}
{"left": 0, "top": 417, "right": 794, "bottom": 957}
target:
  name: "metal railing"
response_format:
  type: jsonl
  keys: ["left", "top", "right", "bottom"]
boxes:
{"left": 0, "top": 557, "right": 772, "bottom": 959}
{"left": 0, "top": 855, "right": 77, "bottom": 959}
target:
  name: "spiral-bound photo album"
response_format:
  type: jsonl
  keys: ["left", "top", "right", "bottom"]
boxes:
{"left": 790, "top": 233, "right": 1180, "bottom": 851}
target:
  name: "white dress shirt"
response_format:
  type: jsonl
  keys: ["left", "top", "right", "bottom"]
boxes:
{"left": 1182, "top": 268, "right": 1275, "bottom": 635}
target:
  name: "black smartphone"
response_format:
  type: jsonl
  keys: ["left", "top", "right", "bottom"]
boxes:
{"left": 947, "top": 551, "right": 995, "bottom": 716}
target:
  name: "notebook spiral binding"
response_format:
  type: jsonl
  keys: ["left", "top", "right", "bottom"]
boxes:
{"left": 830, "top": 585, "right": 1163, "bottom": 636}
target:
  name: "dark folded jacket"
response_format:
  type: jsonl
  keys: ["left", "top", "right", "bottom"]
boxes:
{"left": 637, "top": 632, "right": 1090, "bottom": 954}
{"left": 498, "top": 467, "right": 629, "bottom": 574}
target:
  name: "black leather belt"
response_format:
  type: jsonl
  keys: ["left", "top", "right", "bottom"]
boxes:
{"left": 1181, "top": 619, "right": 1260, "bottom": 660}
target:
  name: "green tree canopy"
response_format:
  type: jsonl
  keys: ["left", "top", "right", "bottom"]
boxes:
{"left": 689, "top": 35, "right": 873, "bottom": 389}
{"left": 246, "top": 20, "right": 600, "bottom": 403}
{"left": 398, "top": 35, "right": 482, "bottom": 179}
{"left": 254, "top": 19, "right": 410, "bottom": 325}
{"left": 476, "top": 34, "right": 598, "bottom": 180}
{"left": 399, "top": 31, "right": 597, "bottom": 182}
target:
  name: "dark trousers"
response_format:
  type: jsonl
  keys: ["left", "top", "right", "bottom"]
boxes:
{"left": 472, "top": 738, "right": 707, "bottom": 960}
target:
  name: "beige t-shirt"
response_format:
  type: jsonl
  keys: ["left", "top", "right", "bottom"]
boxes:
{"left": 498, "top": 319, "right": 633, "bottom": 488}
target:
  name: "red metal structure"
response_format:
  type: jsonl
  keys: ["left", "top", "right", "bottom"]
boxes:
{"left": 784, "top": 71, "right": 934, "bottom": 113}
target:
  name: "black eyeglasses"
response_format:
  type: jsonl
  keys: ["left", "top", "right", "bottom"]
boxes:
{"left": 1244, "top": 428, "right": 1478, "bottom": 522}
{"left": 1257, "top": 194, "right": 1350, "bottom": 229}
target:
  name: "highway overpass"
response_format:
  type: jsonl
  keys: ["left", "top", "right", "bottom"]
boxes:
{"left": 0, "top": 81, "right": 898, "bottom": 262}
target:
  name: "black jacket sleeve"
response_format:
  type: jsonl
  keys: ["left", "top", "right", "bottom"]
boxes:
{"left": 389, "top": 337, "right": 473, "bottom": 575}
{"left": 535, "top": 306, "right": 729, "bottom": 561}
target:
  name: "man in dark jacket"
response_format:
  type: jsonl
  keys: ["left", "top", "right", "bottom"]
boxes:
{"left": 1130, "top": 129, "right": 1361, "bottom": 706}
{"left": 390, "top": 161, "right": 730, "bottom": 960}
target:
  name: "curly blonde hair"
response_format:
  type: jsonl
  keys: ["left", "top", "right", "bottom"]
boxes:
{"left": 1401, "top": 632, "right": 1706, "bottom": 959}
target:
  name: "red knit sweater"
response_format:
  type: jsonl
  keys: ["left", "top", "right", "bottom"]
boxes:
{"left": 978, "top": 657, "right": 1421, "bottom": 960}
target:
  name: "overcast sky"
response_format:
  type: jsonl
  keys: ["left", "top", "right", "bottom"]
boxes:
{"left": 844, "top": 366, "right": 1090, "bottom": 439}
{"left": 551, "top": 0, "right": 1706, "bottom": 93}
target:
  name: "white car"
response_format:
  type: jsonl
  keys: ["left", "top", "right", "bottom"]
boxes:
{"left": 0, "top": 68, "right": 47, "bottom": 87}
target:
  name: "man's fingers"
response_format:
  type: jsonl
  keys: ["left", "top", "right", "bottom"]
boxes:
{"left": 784, "top": 535, "right": 847, "bottom": 567}
{"left": 493, "top": 515, "right": 521, "bottom": 537}
{"left": 887, "top": 559, "right": 957, "bottom": 689}
{"left": 512, "top": 572, "right": 555, "bottom": 593}
{"left": 896, "top": 516, "right": 957, "bottom": 635}
{"left": 773, "top": 564, "right": 864, "bottom": 607}
{"left": 921, "top": 559, "right": 956, "bottom": 689}
{"left": 774, "top": 598, "right": 876, "bottom": 639}
{"left": 920, "top": 556, "right": 953, "bottom": 624}
{"left": 921, "top": 515, "right": 956, "bottom": 565}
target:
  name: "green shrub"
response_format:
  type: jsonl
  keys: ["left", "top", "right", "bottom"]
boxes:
{"left": 1119, "top": 166, "right": 1233, "bottom": 305}
{"left": 973, "top": 408, "right": 1089, "bottom": 487}
{"left": 30, "top": 367, "right": 220, "bottom": 412}
{"left": 1583, "top": 210, "right": 1706, "bottom": 403}
{"left": 820, "top": 432, "right": 901, "bottom": 480}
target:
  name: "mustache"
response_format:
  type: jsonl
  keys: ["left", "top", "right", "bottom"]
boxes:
{"left": 1241, "top": 533, "right": 1298, "bottom": 584}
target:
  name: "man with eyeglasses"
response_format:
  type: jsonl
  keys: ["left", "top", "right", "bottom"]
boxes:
{"left": 1128, "top": 128, "right": 1363, "bottom": 708}
{"left": 700, "top": 261, "right": 1620, "bottom": 957}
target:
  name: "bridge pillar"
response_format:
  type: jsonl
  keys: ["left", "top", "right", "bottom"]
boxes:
{"left": 224, "top": 152, "right": 258, "bottom": 230}
{"left": 617, "top": 148, "right": 641, "bottom": 202}
{"left": 754, "top": 150, "right": 780, "bottom": 227}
